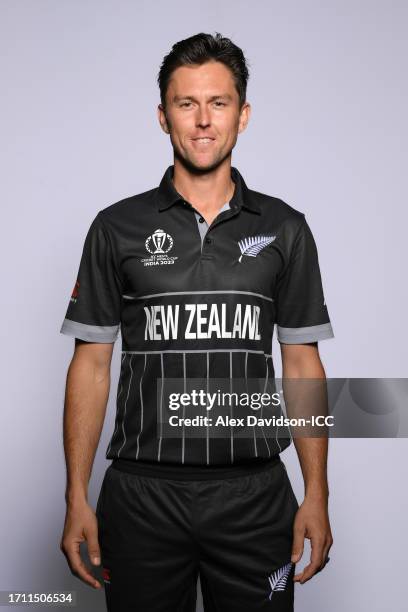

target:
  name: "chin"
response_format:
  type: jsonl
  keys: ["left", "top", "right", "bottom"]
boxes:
{"left": 180, "top": 153, "right": 226, "bottom": 175}
{"left": 193, "top": 159, "right": 219, "bottom": 171}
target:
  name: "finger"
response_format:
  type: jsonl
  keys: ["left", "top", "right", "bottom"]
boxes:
{"left": 291, "top": 524, "right": 305, "bottom": 564}
{"left": 294, "top": 559, "right": 322, "bottom": 584}
{"left": 72, "top": 559, "right": 102, "bottom": 589}
{"left": 85, "top": 526, "right": 101, "bottom": 566}
{"left": 317, "top": 538, "right": 333, "bottom": 571}
{"left": 295, "top": 537, "right": 325, "bottom": 584}
{"left": 296, "top": 536, "right": 332, "bottom": 581}
{"left": 65, "top": 543, "right": 102, "bottom": 589}
{"left": 313, "top": 555, "right": 331, "bottom": 576}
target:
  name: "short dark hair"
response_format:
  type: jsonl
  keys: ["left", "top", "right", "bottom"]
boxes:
{"left": 157, "top": 32, "right": 250, "bottom": 109}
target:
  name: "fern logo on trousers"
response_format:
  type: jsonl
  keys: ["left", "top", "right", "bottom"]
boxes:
{"left": 238, "top": 234, "right": 276, "bottom": 262}
{"left": 268, "top": 562, "right": 293, "bottom": 600}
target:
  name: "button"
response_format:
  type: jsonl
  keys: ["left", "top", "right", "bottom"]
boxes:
{"left": 205, "top": 236, "right": 212, "bottom": 244}
{"left": 199, "top": 217, "right": 205, "bottom": 223}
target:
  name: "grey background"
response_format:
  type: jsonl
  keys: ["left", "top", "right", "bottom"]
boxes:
{"left": 1, "top": 0, "right": 407, "bottom": 610}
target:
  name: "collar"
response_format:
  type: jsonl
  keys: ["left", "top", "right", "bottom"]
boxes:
{"left": 155, "top": 165, "right": 261, "bottom": 214}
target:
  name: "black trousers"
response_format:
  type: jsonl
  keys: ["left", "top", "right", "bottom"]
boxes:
{"left": 96, "top": 457, "right": 299, "bottom": 611}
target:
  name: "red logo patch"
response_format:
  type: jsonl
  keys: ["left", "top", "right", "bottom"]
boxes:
{"left": 102, "top": 567, "right": 111, "bottom": 583}
{"left": 70, "top": 280, "right": 79, "bottom": 303}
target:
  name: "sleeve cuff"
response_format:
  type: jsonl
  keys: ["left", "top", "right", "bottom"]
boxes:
{"left": 276, "top": 322, "right": 334, "bottom": 344}
{"left": 60, "top": 318, "right": 120, "bottom": 343}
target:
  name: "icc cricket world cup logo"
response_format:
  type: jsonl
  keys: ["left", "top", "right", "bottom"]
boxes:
{"left": 145, "top": 229, "right": 174, "bottom": 254}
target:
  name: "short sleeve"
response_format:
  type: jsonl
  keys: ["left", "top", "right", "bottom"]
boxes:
{"left": 60, "top": 212, "right": 122, "bottom": 343}
{"left": 275, "top": 216, "right": 334, "bottom": 344}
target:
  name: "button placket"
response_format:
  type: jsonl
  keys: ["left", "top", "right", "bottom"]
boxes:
{"left": 185, "top": 200, "right": 241, "bottom": 258}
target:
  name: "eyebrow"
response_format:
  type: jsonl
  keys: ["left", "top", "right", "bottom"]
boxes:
{"left": 173, "top": 94, "right": 233, "bottom": 103}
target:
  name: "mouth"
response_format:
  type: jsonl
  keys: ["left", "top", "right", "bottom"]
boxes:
{"left": 191, "top": 137, "right": 215, "bottom": 146}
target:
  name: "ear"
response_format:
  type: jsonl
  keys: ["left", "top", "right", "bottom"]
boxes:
{"left": 157, "top": 104, "right": 170, "bottom": 134}
{"left": 238, "top": 101, "right": 251, "bottom": 134}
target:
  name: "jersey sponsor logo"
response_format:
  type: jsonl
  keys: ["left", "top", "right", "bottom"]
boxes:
{"left": 70, "top": 280, "right": 79, "bottom": 303}
{"left": 144, "top": 303, "right": 261, "bottom": 340}
{"left": 267, "top": 562, "right": 293, "bottom": 599}
{"left": 238, "top": 234, "right": 276, "bottom": 262}
{"left": 141, "top": 228, "right": 179, "bottom": 267}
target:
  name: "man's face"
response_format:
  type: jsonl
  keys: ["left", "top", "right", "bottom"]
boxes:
{"left": 158, "top": 61, "right": 250, "bottom": 172}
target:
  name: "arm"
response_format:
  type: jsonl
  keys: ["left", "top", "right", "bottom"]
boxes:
{"left": 60, "top": 339, "right": 114, "bottom": 590}
{"left": 281, "top": 342, "right": 333, "bottom": 585}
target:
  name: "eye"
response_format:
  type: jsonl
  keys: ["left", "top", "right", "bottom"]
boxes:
{"left": 180, "top": 102, "right": 192, "bottom": 108}
{"left": 214, "top": 101, "right": 226, "bottom": 107}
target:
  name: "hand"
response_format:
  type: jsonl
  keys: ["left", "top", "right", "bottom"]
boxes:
{"left": 291, "top": 495, "right": 333, "bottom": 584}
{"left": 60, "top": 499, "right": 102, "bottom": 589}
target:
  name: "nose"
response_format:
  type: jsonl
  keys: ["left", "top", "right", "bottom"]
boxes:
{"left": 196, "top": 104, "right": 211, "bottom": 128}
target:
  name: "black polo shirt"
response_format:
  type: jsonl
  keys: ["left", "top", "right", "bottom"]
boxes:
{"left": 60, "top": 165, "right": 334, "bottom": 476}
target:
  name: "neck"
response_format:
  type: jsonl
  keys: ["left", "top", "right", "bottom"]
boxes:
{"left": 172, "top": 157, "right": 235, "bottom": 213}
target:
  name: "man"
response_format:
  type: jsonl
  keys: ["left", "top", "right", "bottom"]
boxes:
{"left": 60, "top": 32, "right": 334, "bottom": 612}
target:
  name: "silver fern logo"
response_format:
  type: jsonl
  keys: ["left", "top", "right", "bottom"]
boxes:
{"left": 268, "top": 562, "right": 293, "bottom": 600}
{"left": 238, "top": 234, "right": 276, "bottom": 263}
